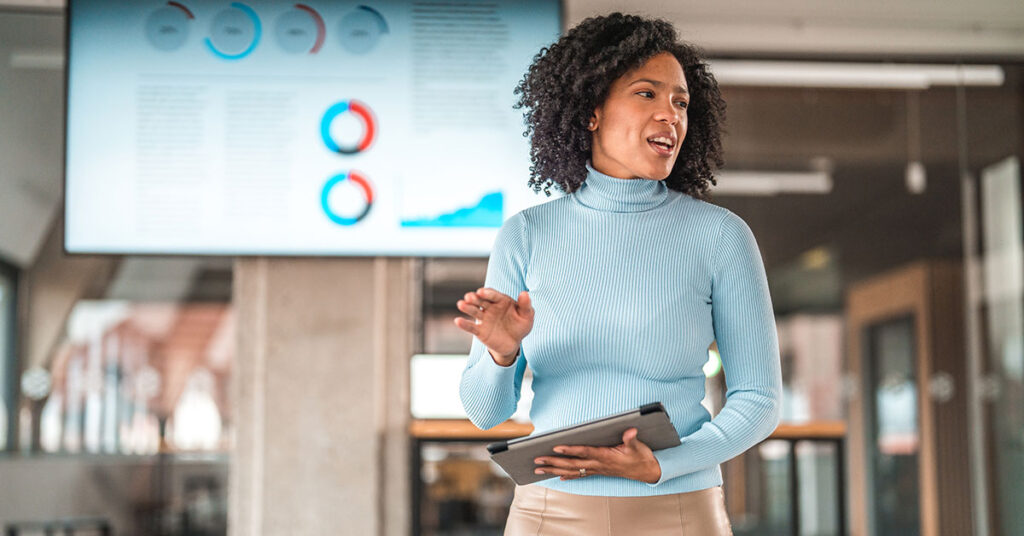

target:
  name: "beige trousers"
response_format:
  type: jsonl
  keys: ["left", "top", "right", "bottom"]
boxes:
{"left": 504, "top": 484, "right": 733, "bottom": 536}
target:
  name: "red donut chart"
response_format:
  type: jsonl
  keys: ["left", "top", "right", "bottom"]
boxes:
{"left": 294, "top": 4, "right": 325, "bottom": 53}
{"left": 320, "top": 100, "right": 376, "bottom": 155}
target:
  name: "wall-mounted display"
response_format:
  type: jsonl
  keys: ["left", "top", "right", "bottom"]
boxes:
{"left": 65, "top": 0, "right": 561, "bottom": 256}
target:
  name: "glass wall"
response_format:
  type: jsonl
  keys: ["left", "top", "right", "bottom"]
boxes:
{"left": 971, "top": 72, "right": 1023, "bottom": 536}
{"left": 712, "top": 63, "right": 1017, "bottom": 536}
{"left": 33, "top": 299, "right": 233, "bottom": 456}
{"left": 5, "top": 255, "right": 233, "bottom": 536}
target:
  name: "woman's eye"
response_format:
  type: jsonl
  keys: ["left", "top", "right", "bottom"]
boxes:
{"left": 637, "top": 91, "right": 687, "bottom": 109}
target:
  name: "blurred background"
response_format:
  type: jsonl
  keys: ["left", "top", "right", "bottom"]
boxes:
{"left": 1, "top": 0, "right": 1022, "bottom": 534}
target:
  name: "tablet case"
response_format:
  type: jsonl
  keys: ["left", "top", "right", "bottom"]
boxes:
{"left": 486, "top": 402, "right": 681, "bottom": 485}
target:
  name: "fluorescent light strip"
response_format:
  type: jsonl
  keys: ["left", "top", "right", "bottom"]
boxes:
{"left": 709, "top": 61, "right": 1004, "bottom": 89}
{"left": 0, "top": 0, "right": 63, "bottom": 8}
{"left": 711, "top": 171, "right": 833, "bottom": 196}
{"left": 9, "top": 50, "right": 64, "bottom": 70}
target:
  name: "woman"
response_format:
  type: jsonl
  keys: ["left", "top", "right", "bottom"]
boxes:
{"left": 455, "top": 12, "right": 782, "bottom": 535}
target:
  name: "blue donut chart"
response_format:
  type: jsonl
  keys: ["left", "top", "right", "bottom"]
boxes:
{"left": 204, "top": 2, "right": 262, "bottom": 60}
{"left": 321, "top": 171, "right": 374, "bottom": 225}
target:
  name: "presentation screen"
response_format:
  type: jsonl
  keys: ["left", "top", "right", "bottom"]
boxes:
{"left": 65, "top": 0, "right": 561, "bottom": 256}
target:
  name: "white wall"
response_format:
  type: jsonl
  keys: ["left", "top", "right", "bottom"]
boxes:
{"left": 0, "top": 10, "right": 64, "bottom": 267}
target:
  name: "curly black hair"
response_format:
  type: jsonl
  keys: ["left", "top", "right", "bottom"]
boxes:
{"left": 513, "top": 12, "right": 726, "bottom": 200}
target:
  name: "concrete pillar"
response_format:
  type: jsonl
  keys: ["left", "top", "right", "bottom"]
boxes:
{"left": 230, "top": 257, "right": 417, "bottom": 536}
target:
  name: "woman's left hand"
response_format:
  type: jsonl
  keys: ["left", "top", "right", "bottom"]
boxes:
{"left": 533, "top": 428, "right": 662, "bottom": 484}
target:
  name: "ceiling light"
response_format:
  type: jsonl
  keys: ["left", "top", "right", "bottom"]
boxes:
{"left": 709, "top": 61, "right": 1004, "bottom": 89}
{"left": 712, "top": 171, "right": 833, "bottom": 196}
{"left": 9, "top": 50, "right": 64, "bottom": 70}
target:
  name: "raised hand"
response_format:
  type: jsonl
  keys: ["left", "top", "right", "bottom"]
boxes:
{"left": 454, "top": 288, "right": 534, "bottom": 366}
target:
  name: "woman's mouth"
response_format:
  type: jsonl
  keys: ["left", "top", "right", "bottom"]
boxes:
{"left": 647, "top": 136, "right": 674, "bottom": 157}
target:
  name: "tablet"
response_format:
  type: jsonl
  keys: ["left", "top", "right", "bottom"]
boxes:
{"left": 486, "top": 402, "right": 681, "bottom": 485}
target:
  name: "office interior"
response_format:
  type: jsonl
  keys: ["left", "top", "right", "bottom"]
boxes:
{"left": 1, "top": 0, "right": 1023, "bottom": 534}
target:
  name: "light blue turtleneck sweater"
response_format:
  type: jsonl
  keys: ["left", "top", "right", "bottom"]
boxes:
{"left": 460, "top": 161, "right": 783, "bottom": 497}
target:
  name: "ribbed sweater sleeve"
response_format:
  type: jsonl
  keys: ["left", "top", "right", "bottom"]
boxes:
{"left": 649, "top": 211, "right": 783, "bottom": 485}
{"left": 459, "top": 212, "right": 530, "bottom": 430}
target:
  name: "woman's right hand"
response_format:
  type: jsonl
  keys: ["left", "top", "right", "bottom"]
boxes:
{"left": 454, "top": 288, "right": 534, "bottom": 366}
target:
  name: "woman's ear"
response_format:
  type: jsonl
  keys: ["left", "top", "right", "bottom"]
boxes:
{"left": 588, "top": 111, "right": 598, "bottom": 131}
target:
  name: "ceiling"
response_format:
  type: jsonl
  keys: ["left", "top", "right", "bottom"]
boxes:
{"left": 565, "top": 0, "right": 1024, "bottom": 59}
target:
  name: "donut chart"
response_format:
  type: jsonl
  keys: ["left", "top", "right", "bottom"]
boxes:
{"left": 321, "top": 171, "right": 374, "bottom": 225}
{"left": 205, "top": 2, "right": 262, "bottom": 60}
{"left": 339, "top": 5, "right": 389, "bottom": 54}
{"left": 320, "top": 100, "right": 377, "bottom": 155}
{"left": 144, "top": 3, "right": 391, "bottom": 58}
{"left": 275, "top": 4, "right": 325, "bottom": 54}
{"left": 145, "top": 2, "right": 194, "bottom": 51}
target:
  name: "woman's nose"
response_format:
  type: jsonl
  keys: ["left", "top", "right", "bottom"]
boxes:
{"left": 653, "top": 100, "right": 680, "bottom": 124}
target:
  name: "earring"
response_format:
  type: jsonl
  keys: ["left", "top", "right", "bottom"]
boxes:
{"left": 588, "top": 121, "right": 595, "bottom": 129}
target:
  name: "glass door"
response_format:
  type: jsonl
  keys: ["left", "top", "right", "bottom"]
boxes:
{"left": 962, "top": 64, "right": 1024, "bottom": 536}
{"left": 977, "top": 156, "right": 1024, "bottom": 536}
{"left": 863, "top": 315, "right": 921, "bottom": 536}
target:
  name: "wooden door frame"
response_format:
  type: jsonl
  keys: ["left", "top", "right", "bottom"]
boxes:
{"left": 846, "top": 261, "right": 939, "bottom": 536}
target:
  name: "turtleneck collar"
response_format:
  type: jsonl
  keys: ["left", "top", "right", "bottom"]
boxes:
{"left": 573, "top": 160, "right": 671, "bottom": 212}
